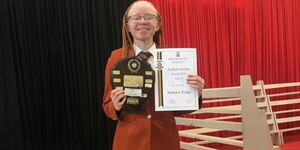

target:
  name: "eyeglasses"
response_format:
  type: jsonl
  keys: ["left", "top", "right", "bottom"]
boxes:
{"left": 128, "top": 14, "right": 157, "bottom": 22}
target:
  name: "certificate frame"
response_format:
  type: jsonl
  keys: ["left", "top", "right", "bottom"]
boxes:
{"left": 154, "top": 48, "right": 199, "bottom": 111}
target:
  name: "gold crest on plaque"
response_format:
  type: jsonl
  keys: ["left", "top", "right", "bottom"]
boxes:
{"left": 128, "top": 59, "right": 141, "bottom": 73}
{"left": 127, "top": 97, "right": 139, "bottom": 105}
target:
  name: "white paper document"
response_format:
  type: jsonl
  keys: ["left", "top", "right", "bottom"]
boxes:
{"left": 154, "top": 48, "right": 199, "bottom": 111}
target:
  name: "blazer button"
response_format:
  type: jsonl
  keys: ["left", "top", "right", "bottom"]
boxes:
{"left": 147, "top": 114, "right": 152, "bottom": 119}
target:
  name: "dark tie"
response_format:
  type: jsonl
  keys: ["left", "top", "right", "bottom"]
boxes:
{"left": 138, "top": 51, "right": 152, "bottom": 61}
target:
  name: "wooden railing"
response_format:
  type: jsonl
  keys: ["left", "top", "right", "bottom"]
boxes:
{"left": 262, "top": 81, "right": 300, "bottom": 142}
{"left": 175, "top": 75, "right": 291, "bottom": 150}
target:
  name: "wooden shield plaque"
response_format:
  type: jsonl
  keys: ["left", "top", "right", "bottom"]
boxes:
{"left": 110, "top": 56, "right": 155, "bottom": 113}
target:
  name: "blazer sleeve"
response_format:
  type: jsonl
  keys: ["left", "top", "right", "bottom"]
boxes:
{"left": 102, "top": 56, "right": 120, "bottom": 120}
{"left": 172, "top": 95, "right": 203, "bottom": 116}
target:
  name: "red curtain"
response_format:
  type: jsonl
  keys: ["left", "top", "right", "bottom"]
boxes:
{"left": 149, "top": 0, "right": 300, "bottom": 88}
{"left": 148, "top": 0, "right": 300, "bottom": 142}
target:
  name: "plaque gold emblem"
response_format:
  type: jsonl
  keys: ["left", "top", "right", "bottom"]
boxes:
{"left": 128, "top": 59, "right": 141, "bottom": 73}
{"left": 127, "top": 97, "right": 139, "bottom": 105}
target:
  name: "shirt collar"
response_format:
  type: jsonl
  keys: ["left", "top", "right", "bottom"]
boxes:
{"left": 133, "top": 43, "right": 156, "bottom": 57}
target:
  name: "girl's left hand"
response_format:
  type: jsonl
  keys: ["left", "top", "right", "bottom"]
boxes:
{"left": 187, "top": 74, "right": 205, "bottom": 95}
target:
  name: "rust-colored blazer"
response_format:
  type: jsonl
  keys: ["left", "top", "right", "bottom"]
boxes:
{"left": 102, "top": 48, "right": 181, "bottom": 150}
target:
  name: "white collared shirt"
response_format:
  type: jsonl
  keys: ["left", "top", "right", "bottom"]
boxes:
{"left": 133, "top": 43, "right": 156, "bottom": 70}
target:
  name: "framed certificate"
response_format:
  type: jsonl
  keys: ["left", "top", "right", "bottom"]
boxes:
{"left": 154, "top": 48, "right": 199, "bottom": 111}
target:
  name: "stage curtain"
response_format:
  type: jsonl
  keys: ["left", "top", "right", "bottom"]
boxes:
{"left": 149, "top": 0, "right": 300, "bottom": 140}
{"left": 150, "top": 0, "right": 300, "bottom": 86}
{"left": 0, "top": 0, "right": 134, "bottom": 150}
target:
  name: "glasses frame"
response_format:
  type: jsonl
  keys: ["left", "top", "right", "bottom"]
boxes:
{"left": 127, "top": 14, "right": 157, "bottom": 22}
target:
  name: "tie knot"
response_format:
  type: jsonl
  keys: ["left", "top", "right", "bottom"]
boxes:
{"left": 138, "top": 51, "right": 152, "bottom": 61}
